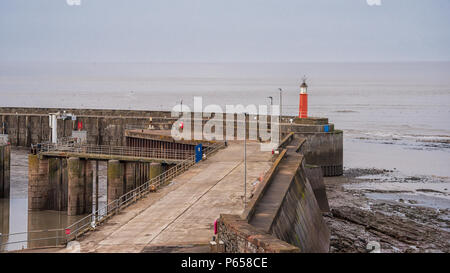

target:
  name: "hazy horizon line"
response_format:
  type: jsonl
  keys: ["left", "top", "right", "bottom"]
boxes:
{"left": 3, "top": 60, "right": 450, "bottom": 64}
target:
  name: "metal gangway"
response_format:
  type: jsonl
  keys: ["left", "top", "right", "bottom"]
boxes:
{"left": 31, "top": 142, "right": 199, "bottom": 163}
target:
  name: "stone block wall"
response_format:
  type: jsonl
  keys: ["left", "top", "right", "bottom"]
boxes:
{"left": 296, "top": 131, "right": 343, "bottom": 176}
{"left": 269, "top": 166, "right": 330, "bottom": 252}
{"left": 217, "top": 214, "right": 299, "bottom": 253}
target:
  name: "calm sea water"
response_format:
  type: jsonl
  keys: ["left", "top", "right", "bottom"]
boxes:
{"left": 1, "top": 62, "right": 449, "bottom": 250}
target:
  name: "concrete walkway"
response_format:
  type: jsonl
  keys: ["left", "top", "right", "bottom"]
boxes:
{"left": 68, "top": 142, "right": 272, "bottom": 253}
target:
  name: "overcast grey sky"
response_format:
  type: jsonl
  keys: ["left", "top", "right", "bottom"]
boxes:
{"left": 0, "top": 0, "right": 449, "bottom": 63}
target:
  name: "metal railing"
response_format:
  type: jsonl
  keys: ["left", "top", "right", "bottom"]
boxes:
{"left": 0, "top": 141, "right": 225, "bottom": 252}
{"left": 36, "top": 143, "right": 196, "bottom": 161}
{"left": 0, "top": 229, "right": 66, "bottom": 252}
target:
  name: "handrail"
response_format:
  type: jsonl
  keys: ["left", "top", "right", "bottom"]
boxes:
{"left": 0, "top": 229, "right": 66, "bottom": 251}
{"left": 34, "top": 143, "right": 197, "bottom": 161}
{"left": 278, "top": 132, "right": 294, "bottom": 149}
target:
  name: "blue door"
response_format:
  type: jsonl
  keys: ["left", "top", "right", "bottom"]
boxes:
{"left": 195, "top": 144, "right": 203, "bottom": 163}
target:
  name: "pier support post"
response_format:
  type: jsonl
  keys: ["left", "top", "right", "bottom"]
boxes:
{"left": 85, "top": 160, "right": 93, "bottom": 214}
{"left": 149, "top": 163, "right": 162, "bottom": 186}
{"left": 0, "top": 145, "right": 11, "bottom": 198}
{"left": 125, "top": 162, "right": 136, "bottom": 193}
{"left": 48, "top": 158, "right": 64, "bottom": 211}
{"left": 68, "top": 157, "right": 85, "bottom": 216}
{"left": 107, "top": 160, "right": 124, "bottom": 205}
{"left": 28, "top": 155, "right": 50, "bottom": 210}
{"left": 95, "top": 161, "right": 99, "bottom": 215}
{"left": 149, "top": 163, "right": 162, "bottom": 180}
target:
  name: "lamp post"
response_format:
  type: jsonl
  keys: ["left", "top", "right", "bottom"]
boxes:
{"left": 244, "top": 113, "right": 248, "bottom": 208}
{"left": 278, "top": 88, "right": 283, "bottom": 143}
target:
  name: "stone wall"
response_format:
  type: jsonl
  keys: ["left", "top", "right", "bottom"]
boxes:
{"left": 0, "top": 108, "right": 158, "bottom": 146}
{"left": 217, "top": 141, "right": 330, "bottom": 253}
{"left": 269, "top": 166, "right": 330, "bottom": 252}
{"left": 304, "top": 164, "right": 330, "bottom": 213}
{"left": 296, "top": 131, "right": 343, "bottom": 176}
{"left": 1, "top": 107, "right": 341, "bottom": 147}
{"left": 217, "top": 214, "right": 299, "bottom": 253}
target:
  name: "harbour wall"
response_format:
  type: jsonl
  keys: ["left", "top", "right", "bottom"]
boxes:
{"left": 216, "top": 139, "right": 330, "bottom": 253}
{"left": 0, "top": 107, "right": 328, "bottom": 146}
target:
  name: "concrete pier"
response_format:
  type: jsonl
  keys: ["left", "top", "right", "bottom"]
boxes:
{"left": 107, "top": 160, "right": 124, "bottom": 205}
{"left": 84, "top": 160, "right": 93, "bottom": 213}
{"left": 28, "top": 155, "right": 93, "bottom": 215}
{"left": 149, "top": 162, "right": 162, "bottom": 180}
{"left": 125, "top": 162, "right": 136, "bottom": 193}
{"left": 48, "top": 157, "right": 68, "bottom": 211}
{"left": 28, "top": 155, "right": 50, "bottom": 210}
{"left": 0, "top": 144, "right": 11, "bottom": 198}
{"left": 67, "top": 158, "right": 93, "bottom": 216}
{"left": 107, "top": 160, "right": 160, "bottom": 203}
{"left": 67, "top": 157, "right": 84, "bottom": 216}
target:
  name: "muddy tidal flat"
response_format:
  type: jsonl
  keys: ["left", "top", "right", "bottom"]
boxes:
{"left": 324, "top": 168, "right": 450, "bottom": 253}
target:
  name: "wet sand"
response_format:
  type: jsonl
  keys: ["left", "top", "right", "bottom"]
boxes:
{"left": 324, "top": 168, "right": 450, "bottom": 253}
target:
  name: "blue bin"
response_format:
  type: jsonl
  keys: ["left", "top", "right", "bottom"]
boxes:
{"left": 195, "top": 144, "right": 203, "bottom": 163}
{"left": 324, "top": 125, "right": 329, "bottom": 132}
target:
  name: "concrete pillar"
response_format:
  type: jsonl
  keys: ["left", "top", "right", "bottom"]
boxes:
{"left": 0, "top": 198, "right": 10, "bottom": 252}
{"left": 67, "top": 157, "right": 85, "bottom": 216}
{"left": 84, "top": 160, "right": 93, "bottom": 213}
{"left": 125, "top": 162, "right": 136, "bottom": 192}
{"left": 0, "top": 146, "right": 4, "bottom": 198}
{"left": 149, "top": 163, "right": 162, "bottom": 180}
{"left": 4, "top": 145, "right": 10, "bottom": 197}
{"left": 107, "top": 160, "right": 124, "bottom": 205}
{"left": 28, "top": 155, "right": 50, "bottom": 210}
{"left": 95, "top": 161, "right": 99, "bottom": 215}
{"left": 48, "top": 157, "right": 61, "bottom": 210}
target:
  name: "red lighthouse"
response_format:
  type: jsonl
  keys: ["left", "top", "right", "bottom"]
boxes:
{"left": 299, "top": 78, "right": 308, "bottom": 118}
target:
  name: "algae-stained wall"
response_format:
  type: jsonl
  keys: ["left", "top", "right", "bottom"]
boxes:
{"left": 0, "top": 144, "right": 11, "bottom": 198}
{"left": 0, "top": 108, "right": 160, "bottom": 147}
{"left": 296, "top": 131, "right": 343, "bottom": 176}
{"left": 269, "top": 166, "right": 330, "bottom": 253}
{"left": 0, "top": 107, "right": 279, "bottom": 147}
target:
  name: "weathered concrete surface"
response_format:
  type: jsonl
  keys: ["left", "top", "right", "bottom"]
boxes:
{"left": 304, "top": 164, "right": 330, "bottom": 213}
{"left": 296, "top": 131, "right": 343, "bottom": 177}
{"left": 107, "top": 160, "right": 124, "bottom": 205}
{"left": 48, "top": 157, "right": 67, "bottom": 211}
{"left": 28, "top": 155, "right": 50, "bottom": 210}
{"left": 0, "top": 145, "right": 10, "bottom": 198}
{"left": 249, "top": 137, "right": 330, "bottom": 253}
{"left": 68, "top": 157, "right": 85, "bottom": 216}
{"left": 66, "top": 142, "right": 272, "bottom": 253}
{"left": 217, "top": 214, "right": 300, "bottom": 253}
